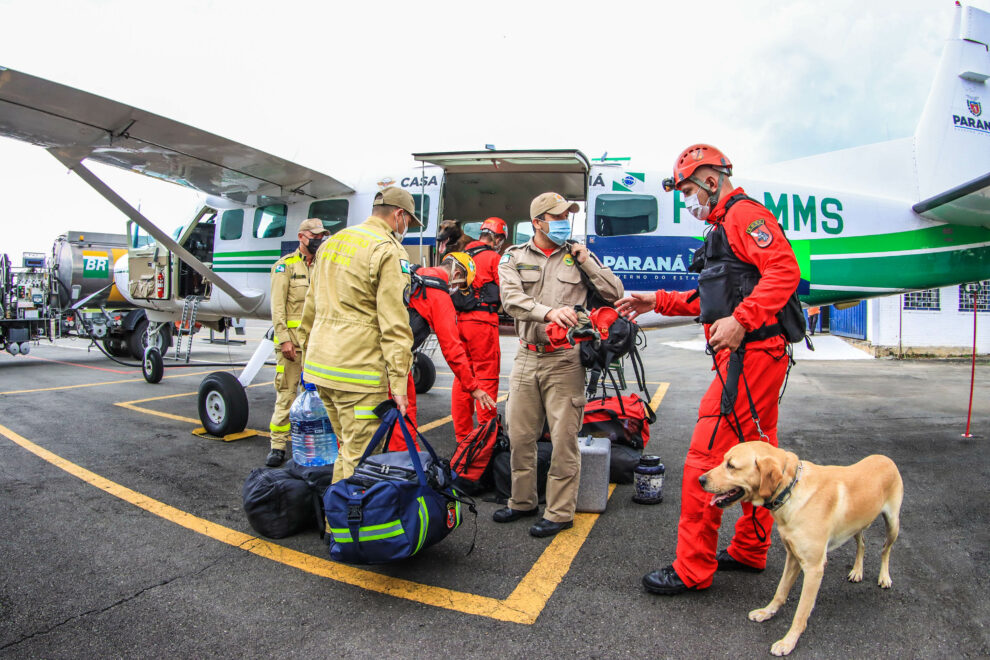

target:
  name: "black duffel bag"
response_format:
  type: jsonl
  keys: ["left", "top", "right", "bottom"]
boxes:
{"left": 242, "top": 463, "right": 335, "bottom": 539}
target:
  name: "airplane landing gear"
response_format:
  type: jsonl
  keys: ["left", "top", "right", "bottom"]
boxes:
{"left": 198, "top": 372, "right": 248, "bottom": 436}
{"left": 142, "top": 347, "right": 164, "bottom": 384}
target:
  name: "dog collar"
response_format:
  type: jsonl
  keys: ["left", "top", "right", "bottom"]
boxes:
{"left": 763, "top": 461, "right": 803, "bottom": 511}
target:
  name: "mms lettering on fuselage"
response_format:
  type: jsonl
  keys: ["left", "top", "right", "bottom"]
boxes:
{"left": 591, "top": 189, "right": 842, "bottom": 292}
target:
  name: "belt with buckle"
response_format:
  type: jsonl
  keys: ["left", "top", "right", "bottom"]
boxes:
{"left": 520, "top": 340, "right": 559, "bottom": 354}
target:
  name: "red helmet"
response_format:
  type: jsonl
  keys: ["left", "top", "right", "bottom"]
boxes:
{"left": 480, "top": 216, "right": 507, "bottom": 236}
{"left": 662, "top": 144, "right": 732, "bottom": 192}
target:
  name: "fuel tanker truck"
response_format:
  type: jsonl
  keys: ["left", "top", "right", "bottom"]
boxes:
{"left": 1, "top": 231, "right": 171, "bottom": 358}
{"left": 50, "top": 230, "right": 171, "bottom": 358}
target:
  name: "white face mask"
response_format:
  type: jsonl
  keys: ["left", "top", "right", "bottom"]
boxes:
{"left": 394, "top": 212, "right": 409, "bottom": 240}
{"left": 684, "top": 192, "right": 710, "bottom": 221}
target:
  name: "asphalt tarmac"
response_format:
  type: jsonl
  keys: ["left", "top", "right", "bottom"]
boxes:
{"left": 1, "top": 322, "right": 987, "bottom": 659}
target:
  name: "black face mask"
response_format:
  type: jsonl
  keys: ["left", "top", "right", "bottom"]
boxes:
{"left": 306, "top": 235, "right": 325, "bottom": 254}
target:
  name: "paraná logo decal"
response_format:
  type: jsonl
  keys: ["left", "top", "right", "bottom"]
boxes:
{"left": 622, "top": 175, "right": 636, "bottom": 187}
{"left": 953, "top": 96, "right": 989, "bottom": 133}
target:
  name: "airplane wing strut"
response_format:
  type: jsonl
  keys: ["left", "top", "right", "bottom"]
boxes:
{"left": 49, "top": 148, "right": 264, "bottom": 312}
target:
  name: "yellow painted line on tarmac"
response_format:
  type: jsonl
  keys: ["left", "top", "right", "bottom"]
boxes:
{"left": 649, "top": 382, "right": 670, "bottom": 412}
{"left": 0, "top": 422, "right": 614, "bottom": 624}
{"left": 114, "top": 383, "right": 271, "bottom": 435}
{"left": 0, "top": 369, "right": 218, "bottom": 396}
{"left": 418, "top": 393, "right": 508, "bottom": 433}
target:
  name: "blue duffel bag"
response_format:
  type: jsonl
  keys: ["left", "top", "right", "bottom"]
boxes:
{"left": 324, "top": 408, "right": 475, "bottom": 564}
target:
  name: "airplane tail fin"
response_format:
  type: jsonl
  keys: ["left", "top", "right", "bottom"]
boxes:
{"left": 915, "top": 3, "right": 990, "bottom": 200}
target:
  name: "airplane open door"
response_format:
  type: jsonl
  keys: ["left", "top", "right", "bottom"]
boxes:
{"left": 412, "top": 150, "right": 590, "bottom": 247}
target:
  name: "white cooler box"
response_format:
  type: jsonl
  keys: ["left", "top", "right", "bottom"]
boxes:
{"left": 576, "top": 435, "right": 611, "bottom": 513}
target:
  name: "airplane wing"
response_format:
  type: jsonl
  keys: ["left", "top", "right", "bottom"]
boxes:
{"left": 0, "top": 66, "right": 353, "bottom": 204}
{"left": 913, "top": 171, "right": 990, "bottom": 228}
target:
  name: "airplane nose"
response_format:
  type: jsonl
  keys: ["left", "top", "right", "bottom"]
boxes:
{"left": 698, "top": 474, "right": 707, "bottom": 487}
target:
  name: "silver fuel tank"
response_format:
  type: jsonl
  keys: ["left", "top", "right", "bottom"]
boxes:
{"left": 51, "top": 231, "right": 131, "bottom": 309}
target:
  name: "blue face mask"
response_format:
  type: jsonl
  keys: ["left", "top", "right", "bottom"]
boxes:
{"left": 544, "top": 219, "right": 572, "bottom": 246}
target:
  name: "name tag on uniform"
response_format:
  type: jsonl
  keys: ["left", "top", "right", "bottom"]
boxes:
{"left": 291, "top": 274, "right": 307, "bottom": 280}
{"left": 516, "top": 264, "right": 541, "bottom": 272}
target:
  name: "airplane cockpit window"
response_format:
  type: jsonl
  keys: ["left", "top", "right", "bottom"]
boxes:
{"left": 254, "top": 204, "right": 287, "bottom": 239}
{"left": 404, "top": 194, "right": 431, "bottom": 233}
{"left": 594, "top": 194, "right": 658, "bottom": 236}
{"left": 220, "top": 209, "right": 244, "bottom": 240}
{"left": 308, "top": 199, "right": 349, "bottom": 235}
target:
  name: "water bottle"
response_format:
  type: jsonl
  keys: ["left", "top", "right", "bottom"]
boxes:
{"left": 289, "top": 383, "right": 338, "bottom": 466}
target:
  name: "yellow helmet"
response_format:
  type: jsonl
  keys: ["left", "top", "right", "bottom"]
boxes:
{"left": 442, "top": 252, "right": 476, "bottom": 288}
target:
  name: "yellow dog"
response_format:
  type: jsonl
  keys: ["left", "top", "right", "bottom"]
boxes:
{"left": 700, "top": 442, "right": 903, "bottom": 656}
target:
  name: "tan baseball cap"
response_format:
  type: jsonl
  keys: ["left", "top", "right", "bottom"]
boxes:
{"left": 298, "top": 218, "right": 329, "bottom": 235}
{"left": 530, "top": 192, "right": 579, "bottom": 219}
{"left": 373, "top": 187, "right": 422, "bottom": 227}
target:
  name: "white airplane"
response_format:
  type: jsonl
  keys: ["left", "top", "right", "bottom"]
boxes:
{"left": 0, "top": 2, "right": 987, "bottom": 437}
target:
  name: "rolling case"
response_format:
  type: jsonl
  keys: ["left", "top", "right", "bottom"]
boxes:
{"left": 576, "top": 435, "right": 611, "bottom": 513}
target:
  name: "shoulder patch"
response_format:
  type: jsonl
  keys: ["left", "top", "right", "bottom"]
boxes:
{"left": 499, "top": 253, "right": 511, "bottom": 264}
{"left": 274, "top": 264, "right": 286, "bottom": 273}
{"left": 400, "top": 259, "right": 411, "bottom": 274}
{"left": 745, "top": 218, "right": 774, "bottom": 248}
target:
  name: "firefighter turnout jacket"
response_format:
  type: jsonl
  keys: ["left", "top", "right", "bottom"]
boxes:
{"left": 298, "top": 217, "right": 414, "bottom": 395}
{"left": 271, "top": 249, "right": 309, "bottom": 347}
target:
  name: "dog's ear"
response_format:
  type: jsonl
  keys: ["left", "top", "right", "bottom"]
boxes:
{"left": 757, "top": 456, "right": 783, "bottom": 502}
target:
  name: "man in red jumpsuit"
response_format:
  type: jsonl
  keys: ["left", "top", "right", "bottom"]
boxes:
{"left": 616, "top": 144, "right": 801, "bottom": 595}
{"left": 450, "top": 217, "right": 506, "bottom": 442}
{"left": 390, "top": 254, "right": 496, "bottom": 451}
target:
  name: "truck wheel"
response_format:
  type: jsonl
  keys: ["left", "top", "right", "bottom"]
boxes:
{"left": 128, "top": 319, "right": 172, "bottom": 360}
{"left": 412, "top": 352, "right": 436, "bottom": 394}
{"left": 142, "top": 347, "right": 164, "bottom": 384}
{"left": 198, "top": 372, "right": 249, "bottom": 437}
{"left": 103, "top": 338, "right": 130, "bottom": 357}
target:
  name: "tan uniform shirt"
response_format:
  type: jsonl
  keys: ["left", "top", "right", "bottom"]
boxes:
{"left": 270, "top": 249, "right": 310, "bottom": 347}
{"left": 498, "top": 240, "right": 624, "bottom": 344}
{"left": 298, "top": 216, "right": 413, "bottom": 395}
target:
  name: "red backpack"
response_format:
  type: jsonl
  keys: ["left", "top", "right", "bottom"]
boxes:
{"left": 581, "top": 394, "right": 656, "bottom": 450}
{"left": 449, "top": 415, "right": 510, "bottom": 494}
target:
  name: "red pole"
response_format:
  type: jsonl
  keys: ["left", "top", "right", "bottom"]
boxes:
{"left": 962, "top": 287, "right": 978, "bottom": 438}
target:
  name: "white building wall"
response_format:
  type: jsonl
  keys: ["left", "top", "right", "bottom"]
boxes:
{"left": 866, "top": 285, "right": 990, "bottom": 353}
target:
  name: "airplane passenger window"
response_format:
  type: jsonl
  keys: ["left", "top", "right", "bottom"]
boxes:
{"left": 254, "top": 204, "right": 287, "bottom": 238}
{"left": 594, "top": 194, "right": 658, "bottom": 236}
{"left": 514, "top": 220, "right": 535, "bottom": 245}
{"left": 220, "top": 209, "right": 244, "bottom": 240}
{"left": 461, "top": 222, "right": 482, "bottom": 240}
{"left": 404, "top": 194, "right": 430, "bottom": 233}
{"left": 308, "top": 199, "right": 349, "bottom": 235}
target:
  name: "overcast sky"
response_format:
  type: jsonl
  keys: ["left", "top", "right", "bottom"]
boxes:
{"left": 0, "top": 0, "right": 984, "bottom": 260}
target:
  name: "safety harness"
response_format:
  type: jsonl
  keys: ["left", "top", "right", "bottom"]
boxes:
{"left": 405, "top": 265, "right": 450, "bottom": 352}
{"left": 450, "top": 245, "right": 501, "bottom": 314}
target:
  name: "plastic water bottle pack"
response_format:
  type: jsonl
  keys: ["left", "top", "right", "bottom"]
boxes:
{"left": 289, "top": 382, "right": 338, "bottom": 467}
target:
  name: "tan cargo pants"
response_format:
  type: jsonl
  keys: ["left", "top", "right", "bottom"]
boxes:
{"left": 268, "top": 351, "right": 302, "bottom": 451}
{"left": 315, "top": 386, "right": 387, "bottom": 483}
{"left": 506, "top": 346, "right": 587, "bottom": 522}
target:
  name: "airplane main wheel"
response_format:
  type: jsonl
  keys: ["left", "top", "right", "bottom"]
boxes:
{"left": 198, "top": 371, "right": 248, "bottom": 437}
{"left": 142, "top": 347, "right": 164, "bottom": 384}
{"left": 412, "top": 352, "right": 436, "bottom": 394}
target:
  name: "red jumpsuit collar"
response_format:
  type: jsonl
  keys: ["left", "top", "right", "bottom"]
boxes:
{"left": 707, "top": 186, "right": 747, "bottom": 225}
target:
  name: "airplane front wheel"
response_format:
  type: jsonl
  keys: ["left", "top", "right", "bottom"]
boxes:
{"left": 198, "top": 371, "right": 248, "bottom": 437}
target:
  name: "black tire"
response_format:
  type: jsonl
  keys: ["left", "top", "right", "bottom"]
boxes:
{"left": 142, "top": 347, "right": 164, "bottom": 384}
{"left": 102, "top": 337, "right": 130, "bottom": 357}
{"left": 412, "top": 351, "right": 436, "bottom": 394}
{"left": 197, "top": 371, "right": 249, "bottom": 437}
{"left": 127, "top": 318, "right": 173, "bottom": 360}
